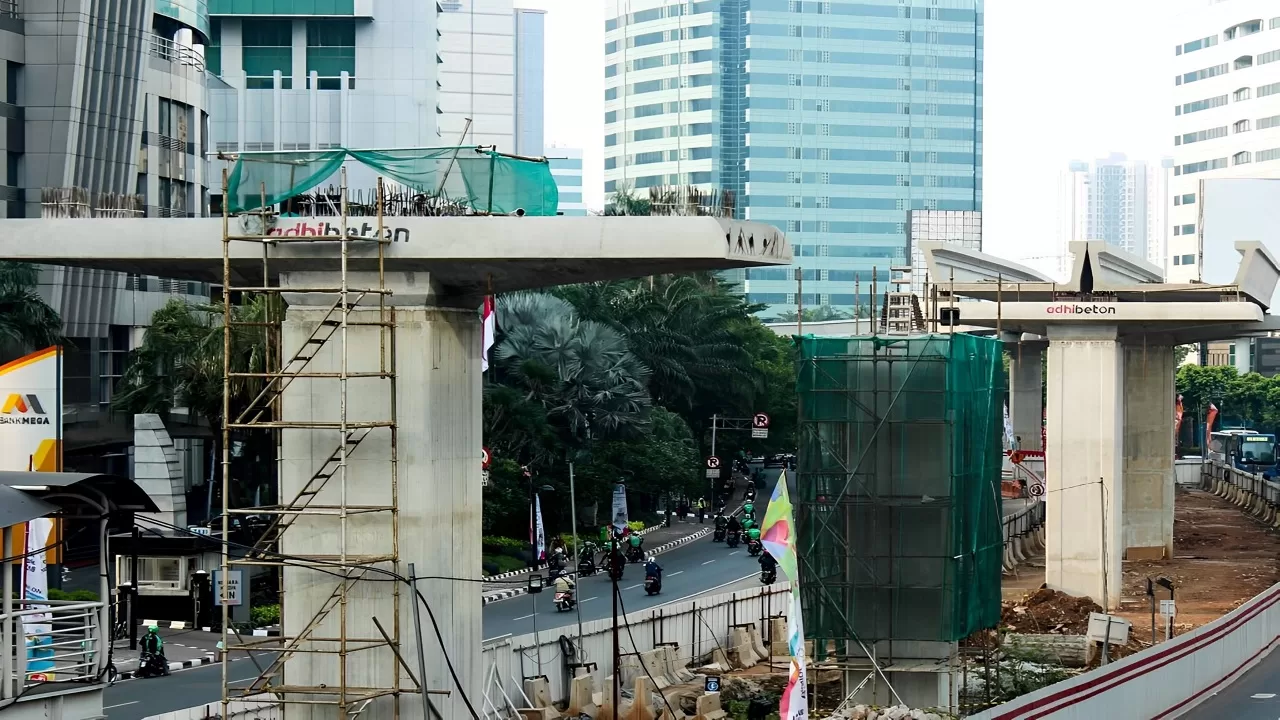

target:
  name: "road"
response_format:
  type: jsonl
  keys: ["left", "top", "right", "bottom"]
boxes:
{"left": 105, "top": 469, "right": 787, "bottom": 719}
{"left": 484, "top": 466, "right": 785, "bottom": 640}
{"left": 1182, "top": 644, "right": 1280, "bottom": 719}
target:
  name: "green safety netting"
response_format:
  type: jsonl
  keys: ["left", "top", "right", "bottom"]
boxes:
{"left": 225, "top": 147, "right": 560, "bottom": 215}
{"left": 795, "top": 333, "right": 1005, "bottom": 644}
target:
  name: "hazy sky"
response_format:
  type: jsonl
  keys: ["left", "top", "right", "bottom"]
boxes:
{"left": 519, "top": 0, "right": 1196, "bottom": 263}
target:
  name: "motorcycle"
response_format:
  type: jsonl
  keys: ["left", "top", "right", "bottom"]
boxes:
{"left": 644, "top": 574, "right": 662, "bottom": 595}
{"left": 608, "top": 556, "right": 625, "bottom": 582}
{"left": 548, "top": 552, "right": 566, "bottom": 573}
{"left": 712, "top": 527, "right": 726, "bottom": 542}
{"left": 577, "top": 554, "right": 596, "bottom": 576}
{"left": 554, "top": 590, "right": 576, "bottom": 611}
{"left": 137, "top": 651, "right": 169, "bottom": 678}
{"left": 760, "top": 566, "right": 777, "bottom": 584}
{"left": 625, "top": 544, "right": 644, "bottom": 564}
{"left": 747, "top": 538, "right": 762, "bottom": 556}
{"left": 726, "top": 530, "right": 741, "bottom": 548}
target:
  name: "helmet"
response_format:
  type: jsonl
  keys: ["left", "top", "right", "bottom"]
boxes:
{"left": 647, "top": 556, "right": 656, "bottom": 563}
{"left": 148, "top": 624, "right": 159, "bottom": 632}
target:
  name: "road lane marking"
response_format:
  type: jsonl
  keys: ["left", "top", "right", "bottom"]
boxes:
{"left": 583, "top": 596, "right": 599, "bottom": 602}
{"left": 626, "top": 584, "right": 641, "bottom": 590}
{"left": 513, "top": 613, "right": 535, "bottom": 621}
{"left": 702, "top": 560, "right": 715, "bottom": 565}
{"left": 105, "top": 702, "right": 139, "bottom": 709}
{"left": 1250, "top": 693, "right": 1275, "bottom": 699}
{"left": 669, "top": 571, "right": 684, "bottom": 576}
{"left": 665, "top": 574, "right": 759, "bottom": 605}
{"left": 729, "top": 551, "right": 741, "bottom": 556}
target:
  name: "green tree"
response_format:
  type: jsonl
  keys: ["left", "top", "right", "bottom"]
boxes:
{"left": 113, "top": 297, "right": 276, "bottom": 506}
{"left": 772, "top": 306, "right": 852, "bottom": 322}
{"left": 0, "top": 262, "right": 63, "bottom": 363}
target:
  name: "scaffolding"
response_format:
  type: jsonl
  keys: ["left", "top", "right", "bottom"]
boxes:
{"left": 795, "top": 334, "right": 1005, "bottom": 659}
{"left": 219, "top": 168, "right": 404, "bottom": 718}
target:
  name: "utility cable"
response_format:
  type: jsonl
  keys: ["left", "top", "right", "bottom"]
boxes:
{"left": 614, "top": 583, "right": 680, "bottom": 720}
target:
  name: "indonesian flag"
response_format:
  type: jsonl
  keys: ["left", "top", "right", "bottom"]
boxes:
{"left": 481, "top": 295, "right": 496, "bottom": 372}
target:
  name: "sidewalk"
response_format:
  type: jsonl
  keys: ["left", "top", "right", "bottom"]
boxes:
{"left": 481, "top": 516, "right": 715, "bottom": 604}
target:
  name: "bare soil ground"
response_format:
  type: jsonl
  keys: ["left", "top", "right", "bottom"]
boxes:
{"left": 1002, "top": 487, "right": 1280, "bottom": 643}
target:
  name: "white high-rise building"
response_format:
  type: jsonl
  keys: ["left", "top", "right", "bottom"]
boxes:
{"left": 439, "top": 0, "right": 516, "bottom": 149}
{"left": 1055, "top": 155, "right": 1166, "bottom": 276}
{"left": 1169, "top": 0, "right": 1280, "bottom": 281}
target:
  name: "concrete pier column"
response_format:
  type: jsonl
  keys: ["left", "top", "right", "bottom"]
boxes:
{"left": 1122, "top": 345, "right": 1175, "bottom": 560}
{"left": 278, "top": 272, "right": 481, "bottom": 719}
{"left": 1045, "top": 325, "right": 1124, "bottom": 610}
{"left": 1008, "top": 338, "right": 1046, "bottom": 451}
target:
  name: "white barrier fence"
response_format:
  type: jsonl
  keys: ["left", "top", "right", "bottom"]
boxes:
{"left": 969, "top": 462, "right": 1280, "bottom": 719}
{"left": 482, "top": 582, "right": 790, "bottom": 716}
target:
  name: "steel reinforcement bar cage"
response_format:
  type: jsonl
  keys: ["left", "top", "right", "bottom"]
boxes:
{"left": 795, "top": 333, "right": 1005, "bottom": 657}
{"left": 219, "top": 167, "right": 405, "bottom": 717}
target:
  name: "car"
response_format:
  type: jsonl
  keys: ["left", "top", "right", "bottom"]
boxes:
{"left": 749, "top": 456, "right": 765, "bottom": 464}
{"left": 763, "top": 454, "right": 787, "bottom": 468}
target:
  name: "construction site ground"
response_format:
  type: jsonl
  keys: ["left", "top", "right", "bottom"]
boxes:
{"left": 1002, "top": 486, "right": 1280, "bottom": 642}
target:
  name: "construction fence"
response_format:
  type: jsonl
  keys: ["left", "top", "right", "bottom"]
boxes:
{"left": 795, "top": 334, "right": 1006, "bottom": 647}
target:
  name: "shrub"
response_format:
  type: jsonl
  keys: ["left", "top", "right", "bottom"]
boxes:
{"left": 48, "top": 588, "right": 99, "bottom": 602}
{"left": 482, "top": 535, "right": 527, "bottom": 551}
{"left": 251, "top": 604, "right": 281, "bottom": 628}
{"left": 628, "top": 520, "right": 645, "bottom": 533}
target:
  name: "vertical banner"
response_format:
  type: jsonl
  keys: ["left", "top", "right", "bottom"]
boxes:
{"left": 1205, "top": 403, "right": 1219, "bottom": 452}
{"left": 610, "top": 483, "right": 629, "bottom": 533}
{"left": 534, "top": 494, "right": 546, "bottom": 562}
{"left": 22, "top": 516, "right": 54, "bottom": 680}
{"left": 1002, "top": 403, "right": 1015, "bottom": 450}
{"left": 760, "top": 472, "right": 809, "bottom": 720}
{"left": 1174, "top": 395, "right": 1184, "bottom": 445}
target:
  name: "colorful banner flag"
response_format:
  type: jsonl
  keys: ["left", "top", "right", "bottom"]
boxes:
{"left": 534, "top": 494, "right": 546, "bottom": 562}
{"left": 760, "top": 472, "right": 809, "bottom": 720}
{"left": 1205, "top": 402, "right": 1219, "bottom": 451}
{"left": 22, "top": 516, "right": 54, "bottom": 680}
{"left": 1174, "top": 394, "right": 1184, "bottom": 441}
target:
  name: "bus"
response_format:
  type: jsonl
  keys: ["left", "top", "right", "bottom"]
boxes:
{"left": 1207, "top": 429, "right": 1279, "bottom": 476}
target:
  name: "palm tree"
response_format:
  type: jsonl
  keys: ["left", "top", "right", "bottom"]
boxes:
{"left": 494, "top": 292, "right": 652, "bottom": 437}
{"left": 0, "top": 262, "right": 63, "bottom": 362}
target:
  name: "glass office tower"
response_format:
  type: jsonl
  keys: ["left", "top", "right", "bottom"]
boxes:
{"left": 603, "top": 0, "right": 983, "bottom": 318}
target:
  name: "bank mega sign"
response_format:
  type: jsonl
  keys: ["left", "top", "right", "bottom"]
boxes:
{"left": 0, "top": 346, "right": 62, "bottom": 471}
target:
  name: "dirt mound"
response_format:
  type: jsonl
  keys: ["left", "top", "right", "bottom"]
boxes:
{"left": 1000, "top": 588, "right": 1102, "bottom": 635}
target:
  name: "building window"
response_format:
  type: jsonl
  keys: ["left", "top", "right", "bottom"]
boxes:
{"left": 242, "top": 19, "right": 293, "bottom": 89}
{"left": 1261, "top": 50, "right": 1280, "bottom": 66}
{"left": 1182, "top": 63, "right": 1228, "bottom": 84}
{"left": 1235, "top": 119, "right": 1250, "bottom": 133}
{"left": 1174, "top": 193, "right": 1196, "bottom": 206}
{"left": 1235, "top": 55, "right": 1254, "bottom": 70}
{"left": 1173, "top": 256, "right": 1181, "bottom": 265}
{"left": 1258, "top": 147, "right": 1280, "bottom": 162}
{"left": 1233, "top": 151, "right": 1252, "bottom": 165}
{"left": 1260, "top": 114, "right": 1280, "bottom": 130}
{"left": 1182, "top": 254, "right": 1195, "bottom": 266}
{"left": 1235, "top": 87, "right": 1251, "bottom": 101}
{"left": 306, "top": 20, "right": 355, "bottom": 89}
{"left": 1225, "top": 20, "right": 1262, "bottom": 41}
{"left": 1259, "top": 81, "right": 1280, "bottom": 98}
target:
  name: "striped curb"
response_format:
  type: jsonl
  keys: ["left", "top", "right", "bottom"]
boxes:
{"left": 481, "top": 526, "right": 714, "bottom": 605}
{"left": 117, "top": 654, "right": 216, "bottom": 680}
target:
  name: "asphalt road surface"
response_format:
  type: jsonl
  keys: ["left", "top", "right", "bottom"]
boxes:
{"left": 103, "top": 651, "right": 277, "bottom": 720}
{"left": 1182, "top": 644, "right": 1280, "bottom": 719}
{"left": 484, "top": 466, "right": 785, "bottom": 640}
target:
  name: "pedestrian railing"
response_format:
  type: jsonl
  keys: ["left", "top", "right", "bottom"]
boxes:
{"left": 1, "top": 599, "right": 108, "bottom": 699}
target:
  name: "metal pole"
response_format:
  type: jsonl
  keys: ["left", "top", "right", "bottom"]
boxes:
{"left": 533, "top": 583, "right": 544, "bottom": 675}
{"left": 710, "top": 415, "right": 718, "bottom": 504}
{"left": 2, "top": 525, "right": 12, "bottom": 700}
{"left": 612, "top": 537, "right": 620, "bottom": 717}
{"left": 407, "top": 563, "right": 435, "bottom": 720}
{"left": 129, "top": 527, "right": 139, "bottom": 650}
{"left": 569, "top": 463, "right": 584, "bottom": 656}
{"left": 796, "top": 268, "right": 804, "bottom": 336}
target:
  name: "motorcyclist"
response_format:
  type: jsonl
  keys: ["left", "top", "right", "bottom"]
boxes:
{"left": 628, "top": 532, "right": 644, "bottom": 552}
{"left": 743, "top": 502, "right": 755, "bottom": 519}
{"left": 727, "top": 515, "right": 742, "bottom": 534}
{"left": 741, "top": 516, "right": 755, "bottom": 532}
{"left": 550, "top": 545, "right": 567, "bottom": 570}
{"left": 714, "top": 513, "right": 728, "bottom": 530}
{"left": 554, "top": 570, "right": 576, "bottom": 595}
{"left": 644, "top": 556, "right": 662, "bottom": 580}
{"left": 760, "top": 551, "right": 778, "bottom": 575}
{"left": 142, "top": 624, "right": 168, "bottom": 672}
{"left": 747, "top": 525, "right": 762, "bottom": 544}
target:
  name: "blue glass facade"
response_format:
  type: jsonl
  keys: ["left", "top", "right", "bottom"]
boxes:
{"left": 603, "top": 0, "right": 983, "bottom": 317}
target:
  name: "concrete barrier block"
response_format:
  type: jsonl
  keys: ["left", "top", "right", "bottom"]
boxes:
{"left": 516, "top": 709, "right": 557, "bottom": 720}
{"left": 694, "top": 692, "right": 728, "bottom": 720}
{"left": 621, "top": 653, "right": 644, "bottom": 686}
{"left": 728, "top": 627, "right": 759, "bottom": 669}
{"left": 747, "top": 624, "right": 769, "bottom": 659}
{"left": 641, "top": 648, "right": 672, "bottom": 690}
{"left": 625, "top": 676, "right": 655, "bottom": 720}
{"left": 663, "top": 644, "right": 695, "bottom": 683}
{"left": 569, "top": 673, "right": 598, "bottom": 716}
{"left": 770, "top": 617, "right": 789, "bottom": 656}
{"left": 523, "top": 676, "right": 553, "bottom": 709}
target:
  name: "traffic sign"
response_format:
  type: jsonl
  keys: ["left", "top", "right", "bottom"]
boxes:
{"left": 1160, "top": 599, "right": 1176, "bottom": 619}
{"left": 705, "top": 676, "right": 721, "bottom": 693}
{"left": 482, "top": 447, "right": 491, "bottom": 470}
{"left": 213, "top": 569, "right": 243, "bottom": 607}
{"left": 706, "top": 456, "right": 721, "bottom": 469}
{"left": 1028, "top": 481, "right": 1046, "bottom": 499}
{"left": 751, "top": 412, "right": 770, "bottom": 439}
